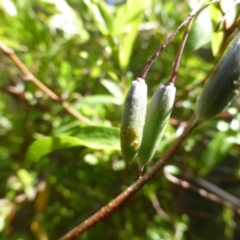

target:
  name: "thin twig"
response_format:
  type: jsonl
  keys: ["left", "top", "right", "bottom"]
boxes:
{"left": 139, "top": 0, "right": 220, "bottom": 79}
{"left": 193, "top": 177, "right": 240, "bottom": 207}
{"left": 0, "top": 42, "right": 93, "bottom": 125}
{"left": 164, "top": 172, "right": 240, "bottom": 214}
{"left": 168, "top": 14, "right": 194, "bottom": 84}
{"left": 149, "top": 193, "right": 171, "bottom": 222}
{"left": 58, "top": 118, "right": 194, "bottom": 240}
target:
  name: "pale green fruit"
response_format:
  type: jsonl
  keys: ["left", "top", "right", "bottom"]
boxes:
{"left": 195, "top": 32, "right": 240, "bottom": 124}
{"left": 137, "top": 83, "right": 176, "bottom": 168}
{"left": 120, "top": 78, "right": 148, "bottom": 165}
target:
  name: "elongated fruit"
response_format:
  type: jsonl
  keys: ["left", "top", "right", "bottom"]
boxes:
{"left": 195, "top": 32, "right": 240, "bottom": 125}
{"left": 137, "top": 83, "right": 176, "bottom": 168}
{"left": 120, "top": 78, "right": 147, "bottom": 166}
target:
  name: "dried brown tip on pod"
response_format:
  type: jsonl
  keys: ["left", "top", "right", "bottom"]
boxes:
{"left": 120, "top": 78, "right": 148, "bottom": 169}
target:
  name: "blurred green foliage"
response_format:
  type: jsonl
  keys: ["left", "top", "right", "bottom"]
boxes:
{"left": 1, "top": 0, "right": 240, "bottom": 239}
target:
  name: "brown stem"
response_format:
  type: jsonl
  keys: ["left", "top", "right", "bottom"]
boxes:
{"left": 139, "top": 0, "right": 220, "bottom": 80}
{"left": 0, "top": 42, "right": 93, "bottom": 125}
{"left": 164, "top": 173, "right": 240, "bottom": 214}
{"left": 168, "top": 16, "right": 193, "bottom": 84}
{"left": 193, "top": 177, "right": 240, "bottom": 207}
{"left": 59, "top": 118, "right": 194, "bottom": 240}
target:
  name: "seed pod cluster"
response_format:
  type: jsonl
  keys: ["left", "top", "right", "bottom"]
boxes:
{"left": 120, "top": 78, "right": 147, "bottom": 166}
{"left": 137, "top": 83, "right": 176, "bottom": 169}
{"left": 195, "top": 32, "right": 240, "bottom": 125}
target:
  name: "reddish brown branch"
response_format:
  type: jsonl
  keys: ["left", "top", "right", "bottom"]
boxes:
{"left": 139, "top": 0, "right": 220, "bottom": 79}
{"left": 0, "top": 42, "right": 93, "bottom": 125}
{"left": 59, "top": 118, "right": 194, "bottom": 240}
{"left": 168, "top": 15, "right": 193, "bottom": 84}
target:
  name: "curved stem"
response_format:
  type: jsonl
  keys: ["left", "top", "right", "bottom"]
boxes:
{"left": 168, "top": 16, "right": 193, "bottom": 84}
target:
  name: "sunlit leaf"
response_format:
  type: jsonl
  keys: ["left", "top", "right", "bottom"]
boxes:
{"left": 211, "top": 31, "right": 224, "bottom": 56}
{"left": 83, "top": 0, "right": 113, "bottom": 35}
{"left": 73, "top": 126, "right": 120, "bottom": 150}
{"left": 112, "top": 0, "right": 148, "bottom": 68}
{"left": 101, "top": 79, "right": 124, "bottom": 100}
{"left": 185, "top": 8, "right": 212, "bottom": 55}
{"left": 25, "top": 126, "right": 120, "bottom": 163}
{"left": 118, "top": 20, "right": 140, "bottom": 69}
{"left": 79, "top": 95, "right": 122, "bottom": 105}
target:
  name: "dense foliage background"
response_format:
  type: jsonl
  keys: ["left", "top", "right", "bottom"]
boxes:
{"left": 1, "top": 0, "right": 240, "bottom": 239}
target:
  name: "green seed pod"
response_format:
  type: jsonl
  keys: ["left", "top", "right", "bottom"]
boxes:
{"left": 120, "top": 78, "right": 148, "bottom": 166}
{"left": 137, "top": 83, "right": 176, "bottom": 168}
{"left": 195, "top": 32, "right": 240, "bottom": 125}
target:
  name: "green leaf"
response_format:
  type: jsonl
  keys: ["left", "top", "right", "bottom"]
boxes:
{"left": 101, "top": 79, "right": 124, "bottom": 100}
{"left": 211, "top": 31, "right": 224, "bottom": 57}
{"left": 25, "top": 126, "right": 120, "bottom": 163}
{"left": 118, "top": 20, "right": 140, "bottom": 69}
{"left": 83, "top": 0, "right": 113, "bottom": 35}
{"left": 25, "top": 136, "right": 84, "bottom": 163}
{"left": 112, "top": 0, "right": 148, "bottom": 69}
{"left": 185, "top": 8, "right": 212, "bottom": 55}
{"left": 209, "top": 5, "right": 224, "bottom": 56}
{"left": 112, "top": 0, "right": 147, "bottom": 36}
{"left": 199, "top": 132, "right": 234, "bottom": 175}
{"left": 76, "top": 94, "right": 122, "bottom": 106}
{"left": 74, "top": 126, "right": 120, "bottom": 149}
